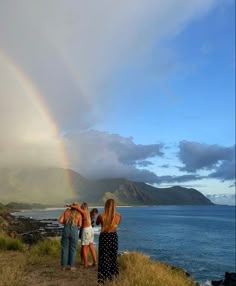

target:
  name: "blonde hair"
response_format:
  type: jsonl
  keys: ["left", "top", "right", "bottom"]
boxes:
{"left": 81, "top": 202, "right": 91, "bottom": 225}
{"left": 66, "top": 202, "right": 80, "bottom": 226}
{"left": 102, "top": 199, "right": 116, "bottom": 231}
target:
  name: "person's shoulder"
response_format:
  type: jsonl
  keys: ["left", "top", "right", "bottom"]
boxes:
{"left": 115, "top": 213, "right": 121, "bottom": 222}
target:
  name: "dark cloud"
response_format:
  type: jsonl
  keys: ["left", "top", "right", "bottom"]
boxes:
{"left": 64, "top": 130, "right": 163, "bottom": 180}
{"left": 109, "top": 140, "right": 163, "bottom": 164}
{"left": 208, "top": 160, "right": 235, "bottom": 181}
{"left": 153, "top": 174, "right": 202, "bottom": 184}
{"left": 178, "top": 141, "right": 235, "bottom": 172}
{"left": 136, "top": 161, "right": 154, "bottom": 167}
{"left": 129, "top": 173, "right": 204, "bottom": 185}
{"left": 160, "top": 164, "right": 169, "bottom": 168}
{"left": 229, "top": 182, "right": 236, "bottom": 188}
{"left": 64, "top": 130, "right": 208, "bottom": 184}
{"left": 112, "top": 168, "right": 202, "bottom": 185}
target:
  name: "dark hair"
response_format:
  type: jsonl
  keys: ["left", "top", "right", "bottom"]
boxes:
{"left": 90, "top": 208, "right": 98, "bottom": 214}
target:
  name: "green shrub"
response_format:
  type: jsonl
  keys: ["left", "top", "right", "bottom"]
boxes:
{"left": 6, "top": 239, "right": 25, "bottom": 251}
{"left": 0, "top": 235, "right": 25, "bottom": 251}
{"left": 0, "top": 237, "right": 7, "bottom": 250}
{"left": 30, "top": 239, "right": 61, "bottom": 257}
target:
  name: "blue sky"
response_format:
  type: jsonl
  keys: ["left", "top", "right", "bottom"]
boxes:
{"left": 0, "top": 1, "right": 235, "bottom": 203}
{"left": 94, "top": 1, "right": 235, "bottom": 197}
{"left": 99, "top": 3, "right": 235, "bottom": 146}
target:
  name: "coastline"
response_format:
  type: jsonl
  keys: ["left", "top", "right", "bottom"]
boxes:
{"left": 1, "top": 206, "right": 232, "bottom": 285}
{"left": 0, "top": 210, "right": 199, "bottom": 286}
{"left": 0, "top": 211, "right": 63, "bottom": 244}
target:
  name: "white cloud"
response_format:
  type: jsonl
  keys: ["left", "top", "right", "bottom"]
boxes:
{"left": 0, "top": 0, "right": 221, "bottom": 180}
{"left": 0, "top": 0, "right": 217, "bottom": 129}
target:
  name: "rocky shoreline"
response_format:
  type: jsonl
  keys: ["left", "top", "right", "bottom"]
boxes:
{"left": 0, "top": 211, "right": 62, "bottom": 244}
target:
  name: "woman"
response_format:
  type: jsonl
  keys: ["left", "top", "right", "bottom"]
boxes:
{"left": 59, "top": 202, "right": 82, "bottom": 271}
{"left": 71, "top": 202, "right": 97, "bottom": 267}
{"left": 96, "top": 199, "right": 121, "bottom": 284}
{"left": 90, "top": 208, "right": 99, "bottom": 227}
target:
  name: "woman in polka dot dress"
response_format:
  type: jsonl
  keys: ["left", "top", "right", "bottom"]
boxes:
{"left": 96, "top": 199, "right": 121, "bottom": 285}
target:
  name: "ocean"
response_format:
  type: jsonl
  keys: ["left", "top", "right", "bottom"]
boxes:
{"left": 15, "top": 205, "right": 235, "bottom": 283}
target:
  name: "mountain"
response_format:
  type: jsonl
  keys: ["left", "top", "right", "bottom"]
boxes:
{"left": 77, "top": 179, "right": 213, "bottom": 205}
{"left": 0, "top": 167, "right": 76, "bottom": 204}
{"left": 0, "top": 167, "right": 213, "bottom": 206}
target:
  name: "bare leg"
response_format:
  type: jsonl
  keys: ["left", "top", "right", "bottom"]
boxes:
{"left": 89, "top": 243, "right": 97, "bottom": 265}
{"left": 82, "top": 245, "right": 89, "bottom": 267}
{"left": 80, "top": 246, "right": 84, "bottom": 265}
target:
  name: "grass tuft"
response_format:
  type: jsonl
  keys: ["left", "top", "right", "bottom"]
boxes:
{"left": 108, "top": 252, "right": 196, "bottom": 286}
{"left": 0, "top": 234, "right": 25, "bottom": 251}
{"left": 29, "top": 239, "right": 61, "bottom": 257}
{"left": 0, "top": 252, "right": 25, "bottom": 286}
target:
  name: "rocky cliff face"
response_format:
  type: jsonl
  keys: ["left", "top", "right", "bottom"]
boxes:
{"left": 110, "top": 183, "right": 152, "bottom": 205}
{"left": 98, "top": 182, "right": 213, "bottom": 205}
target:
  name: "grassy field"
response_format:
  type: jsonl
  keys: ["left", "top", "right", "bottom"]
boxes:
{"left": 0, "top": 234, "right": 197, "bottom": 286}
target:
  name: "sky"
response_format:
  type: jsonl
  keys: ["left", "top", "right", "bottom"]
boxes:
{"left": 0, "top": 1, "right": 235, "bottom": 204}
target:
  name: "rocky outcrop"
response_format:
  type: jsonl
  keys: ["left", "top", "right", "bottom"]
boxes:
{"left": 0, "top": 211, "right": 62, "bottom": 244}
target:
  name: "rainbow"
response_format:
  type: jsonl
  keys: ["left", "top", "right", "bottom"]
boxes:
{"left": 0, "top": 50, "right": 75, "bottom": 199}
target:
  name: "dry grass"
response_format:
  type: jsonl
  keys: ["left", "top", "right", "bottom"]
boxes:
{"left": 0, "top": 251, "right": 26, "bottom": 286}
{"left": 0, "top": 241, "right": 197, "bottom": 286}
{"left": 23, "top": 255, "right": 97, "bottom": 286}
{"left": 108, "top": 252, "right": 196, "bottom": 286}
{"left": 23, "top": 239, "right": 97, "bottom": 286}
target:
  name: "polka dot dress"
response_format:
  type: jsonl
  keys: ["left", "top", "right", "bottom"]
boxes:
{"left": 98, "top": 232, "right": 119, "bottom": 285}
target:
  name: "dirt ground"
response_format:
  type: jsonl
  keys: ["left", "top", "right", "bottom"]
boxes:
{"left": 0, "top": 252, "right": 98, "bottom": 286}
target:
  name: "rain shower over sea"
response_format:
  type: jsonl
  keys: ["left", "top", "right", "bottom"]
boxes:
{"left": 16, "top": 205, "right": 235, "bottom": 283}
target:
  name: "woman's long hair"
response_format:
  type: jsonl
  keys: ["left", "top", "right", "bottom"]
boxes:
{"left": 67, "top": 202, "right": 80, "bottom": 226}
{"left": 102, "top": 199, "right": 116, "bottom": 231}
{"left": 81, "top": 202, "right": 91, "bottom": 225}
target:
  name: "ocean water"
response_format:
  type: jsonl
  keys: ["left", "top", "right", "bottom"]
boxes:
{"left": 16, "top": 205, "right": 235, "bottom": 283}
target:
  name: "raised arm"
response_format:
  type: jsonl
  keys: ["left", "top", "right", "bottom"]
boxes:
{"left": 71, "top": 205, "right": 86, "bottom": 215}
{"left": 59, "top": 212, "right": 65, "bottom": 224}
{"left": 59, "top": 209, "right": 70, "bottom": 224}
